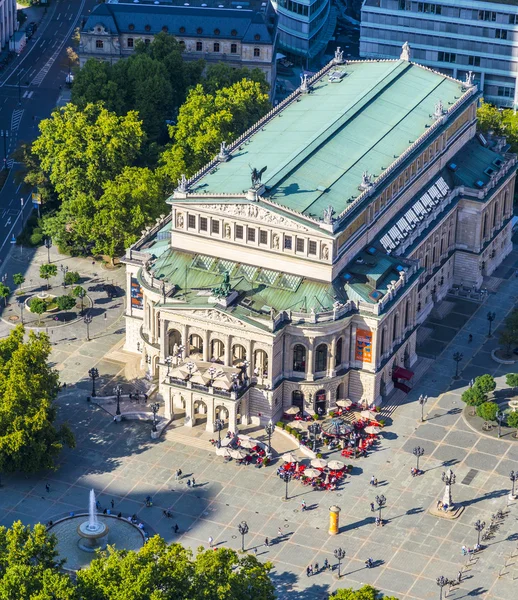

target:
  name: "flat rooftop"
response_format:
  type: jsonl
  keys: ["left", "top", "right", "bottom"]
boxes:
{"left": 190, "top": 60, "right": 466, "bottom": 220}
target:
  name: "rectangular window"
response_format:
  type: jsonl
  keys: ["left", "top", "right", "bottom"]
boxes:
{"left": 398, "top": 0, "right": 411, "bottom": 9}
{"left": 308, "top": 240, "right": 317, "bottom": 255}
{"left": 127, "top": 38, "right": 134, "bottom": 48}
{"left": 498, "top": 86, "right": 514, "bottom": 98}
{"left": 196, "top": 41, "right": 202, "bottom": 51}
{"left": 231, "top": 43, "right": 237, "bottom": 54}
{"left": 188, "top": 215, "right": 196, "bottom": 229}
{"left": 259, "top": 230, "right": 268, "bottom": 244}
{"left": 509, "top": 15, "right": 518, "bottom": 25}
{"left": 247, "top": 228, "right": 256, "bottom": 242}
{"left": 200, "top": 217, "right": 208, "bottom": 231}
{"left": 235, "top": 225, "right": 243, "bottom": 239}
{"left": 418, "top": 3, "right": 441, "bottom": 14}
{"left": 495, "top": 29, "right": 508, "bottom": 39}
{"left": 438, "top": 51, "right": 456, "bottom": 63}
{"left": 284, "top": 236, "right": 292, "bottom": 250}
{"left": 254, "top": 47, "right": 260, "bottom": 57}
{"left": 96, "top": 40, "right": 104, "bottom": 49}
{"left": 468, "top": 55, "right": 480, "bottom": 66}
{"left": 213, "top": 42, "right": 220, "bottom": 52}
{"left": 211, "top": 220, "right": 220, "bottom": 234}
{"left": 296, "top": 238, "right": 305, "bottom": 253}
{"left": 478, "top": 10, "right": 496, "bottom": 21}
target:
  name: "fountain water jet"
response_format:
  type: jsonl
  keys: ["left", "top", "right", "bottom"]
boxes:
{"left": 77, "top": 489, "right": 109, "bottom": 552}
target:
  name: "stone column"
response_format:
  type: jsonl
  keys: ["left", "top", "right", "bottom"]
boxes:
{"left": 164, "top": 389, "right": 173, "bottom": 419}
{"left": 328, "top": 338, "right": 336, "bottom": 377}
{"left": 228, "top": 402, "right": 238, "bottom": 433}
{"left": 203, "top": 330, "right": 210, "bottom": 362}
{"left": 160, "top": 320, "right": 167, "bottom": 358}
{"left": 307, "top": 339, "right": 314, "bottom": 382}
{"left": 225, "top": 334, "right": 232, "bottom": 367}
{"left": 182, "top": 324, "right": 189, "bottom": 357}
{"left": 206, "top": 399, "right": 216, "bottom": 432}
{"left": 185, "top": 395, "right": 194, "bottom": 427}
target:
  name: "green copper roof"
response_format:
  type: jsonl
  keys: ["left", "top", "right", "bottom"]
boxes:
{"left": 192, "top": 60, "right": 465, "bottom": 219}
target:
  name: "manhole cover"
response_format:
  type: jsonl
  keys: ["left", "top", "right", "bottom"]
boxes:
{"left": 284, "top": 524, "right": 289, "bottom": 528}
{"left": 336, "top": 493, "right": 342, "bottom": 497}
{"left": 293, "top": 509, "right": 299, "bottom": 513}
{"left": 231, "top": 535, "right": 237, "bottom": 539}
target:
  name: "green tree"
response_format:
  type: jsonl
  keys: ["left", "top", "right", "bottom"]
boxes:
{"left": 0, "top": 521, "right": 76, "bottom": 600}
{"left": 473, "top": 374, "right": 496, "bottom": 395}
{"left": 476, "top": 401, "right": 499, "bottom": 421}
{"left": 39, "top": 264, "right": 57, "bottom": 289}
{"left": 0, "top": 326, "right": 74, "bottom": 474}
{"left": 159, "top": 80, "right": 270, "bottom": 189}
{"left": 507, "top": 411, "right": 518, "bottom": 438}
{"left": 91, "top": 166, "right": 166, "bottom": 260}
{"left": 73, "top": 286, "right": 86, "bottom": 314}
{"left": 29, "top": 297, "right": 47, "bottom": 325}
{"left": 477, "top": 101, "right": 503, "bottom": 136}
{"left": 331, "top": 585, "right": 399, "bottom": 599}
{"left": 203, "top": 63, "right": 270, "bottom": 95}
{"left": 64, "top": 271, "right": 80, "bottom": 286}
{"left": 499, "top": 329, "right": 517, "bottom": 357}
{"left": 56, "top": 296, "right": 76, "bottom": 311}
{"left": 13, "top": 273, "right": 25, "bottom": 291}
{"left": 461, "top": 387, "right": 487, "bottom": 407}
{"left": 33, "top": 103, "right": 145, "bottom": 253}
{"left": 506, "top": 373, "right": 518, "bottom": 391}
{"left": 0, "top": 283, "right": 10, "bottom": 307}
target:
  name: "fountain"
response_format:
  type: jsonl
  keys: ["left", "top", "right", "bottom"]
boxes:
{"left": 77, "top": 490, "right": 109, "bottom": 552}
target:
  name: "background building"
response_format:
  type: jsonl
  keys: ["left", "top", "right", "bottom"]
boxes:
{"left": 0, "top": 0, "right": 16, "bottom": 50}
{"left": 270, "top": 0, "right": 336, "bottom": 64}
{"left": 360, "top": 0, "right": 518, "bottom": 108}
{"left": 80, "top": 0, "right": 277, "bottom": 86}
{"left": 122, "top": 49, "right": 515, "bottom": 432}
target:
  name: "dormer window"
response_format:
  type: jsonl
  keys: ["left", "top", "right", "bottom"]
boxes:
{"left": 129, "top": 24, "right": 135, "bottom": 31}
{"left": 96, "top": 39, "right": 104, "bottom": 49}
{"left": 231, "top": 29, "right": 237, "bottom": 36}
{"left": 254, "top": 33, "right": 261, "bottom": 40}
{"left": 214, "top": 28, "right": 220, "bottom": 35}
{"left": 162, "top": 26, "right": 169, "bottom": 32}
{"left": 145, "top": 24, "right": 151, "bottom": 32}
{"left": 179, "top": 26, "right": 186, "bottom": 33}
{"left": 197, "top": 27, "right": 203, "bottom": 34}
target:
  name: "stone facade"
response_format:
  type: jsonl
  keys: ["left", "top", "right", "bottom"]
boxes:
{"left": 122, "top": 54, "right": 516, "bottom": 431}
{"left": 0, "top": 0, "right": 16, "bottom": 51}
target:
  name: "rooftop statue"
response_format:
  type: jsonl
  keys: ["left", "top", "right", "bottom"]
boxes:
{"left": 250, "top": 165, "right": 267, "bottom": 188}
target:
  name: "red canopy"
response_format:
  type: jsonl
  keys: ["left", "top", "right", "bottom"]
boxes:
{"left": 392, "top": 366, "right": 414, "bottom": 381}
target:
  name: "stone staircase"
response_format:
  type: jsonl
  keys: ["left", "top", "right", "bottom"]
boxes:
{"left": 162, "top": 426, "right": 214, "bottom": 452}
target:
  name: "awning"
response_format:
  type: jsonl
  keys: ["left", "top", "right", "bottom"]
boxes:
{"left": 392, "top": 366, "right": 414, "bottom": 381}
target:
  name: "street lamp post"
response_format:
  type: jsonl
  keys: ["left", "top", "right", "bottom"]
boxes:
{"left": 17, "top": 298, "right": 24, "bottom": 324}
{"left": 487, "top": 311, "right": 496, "bottom": 338}
{"left": 264, "top": 419, "right": 275, "bottom": 454}
{"left": 60, "top": 264, "right": 69, "bottom": 288}
{"left": 510, "top": 470, "right": 517, "bottom": 500}
{"left": 375, "top": 494, "right": 386, "bottom": 523}
{"left": 114, "top": 384, "right": 122, "bottom": 418}
{"left": 186, "top": 361, "right": 195, "bottom": 378}
{"left": 84, "top": 315, "right": 92, "bottom": 341}
{"left": 242, "top": 359, "right": 250, "bottom": 383}
{"left": 418, "top": 394, "right": 428, "bottom": 422}
{"left": 279, "top": 471, "right": 292, "bottom": 501}
{"left": 334, "top": 547, "right": 346, "bottom": 578}
{"left": 474, "top": 519, "right": 485, "bottom": 548}
{"left": 165, "top": 356, "right": 172, "bottom": 376}
{"left": 441, "top": 469, "right": 456, "bottom": 510}
{"left": 412, "top": 446, "right": 425, "bottom": 473}
{"left": 44, "top": 237, "right": 52, "bottom": 263}
{"left": 308, "top": 422, "right": 322, "bottom": 452}
{"left": 436, "top": 576, "right": 449, "bottom": 600}
{"left": 208, "top": 366, "right": 217, "bottom": 386}
{"left": 88, "top": 367, "right": 99, "bottom": 398}
{"left": 151, "top": 402, "right": 160, "bottom": 433}
{"left": 453, "top": 352, "right": 463, "bottom": 379}
{"left": 214, "top": 418, "right": 224, "bottom": 448}
{"left": 238, "top": 520, "right": 249, "bottom": 552}
{"left": 496, "top": 410, "right": 504, "bottom": 438}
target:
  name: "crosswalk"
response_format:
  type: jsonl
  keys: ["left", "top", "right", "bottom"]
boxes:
{"left": 31, "top": 44, "right": 62, "bottom": 87}
{"left": 11, "top": 109, "right": 23, "bottom": 132}
{"left": 21, "top": 90, "right": 34, "bottom": 100}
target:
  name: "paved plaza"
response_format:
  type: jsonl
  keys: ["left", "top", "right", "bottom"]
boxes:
{"left": 1, "top": 244, "right": 518, "bottom": 599}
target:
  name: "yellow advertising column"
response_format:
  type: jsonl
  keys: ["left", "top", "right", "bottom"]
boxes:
{"left": 329, "top": 505, "right": 341, "bottom": 535}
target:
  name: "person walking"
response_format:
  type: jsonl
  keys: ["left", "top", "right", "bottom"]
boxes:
{"left": 277, "top": 527, "right": 282, "bottom": 538}
{"left": 468, "top": 334, "right": 473, "bottom": 343}
{"left": 370, "top": 502, "right": 375, "bottom": 512}
{"left": 111, "top": 499, "right": 115, "bottom": 509}
{"left": 192, "top": 477, "right": 196, "bottom": 487}
{"left": 186, "top": 479, "right": 191, "bottom": 488}
{"left": 370, "top": 476, "right": 375, "bottom": 486}
{"left": 301, "top": 499, "right": 306, "bottom": 511}
{"left": 208, "top": 536, "right": 213, "bottom": 548}
{"left": 457, "top": 570, "right": 462, "bottom": 583}
{"left": 264, "top": 537, "right": 269, "bottom": 547}
{"left": 45, "top": 483, "right": 50, "bottom": 493}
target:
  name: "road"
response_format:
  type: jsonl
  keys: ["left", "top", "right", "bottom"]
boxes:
{"left": 0, "top": 0, "right": 97, "bottom": 265}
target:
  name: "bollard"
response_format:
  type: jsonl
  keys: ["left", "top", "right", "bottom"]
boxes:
{"left": 329, "top": 505, "right": 341, "bottom": 535}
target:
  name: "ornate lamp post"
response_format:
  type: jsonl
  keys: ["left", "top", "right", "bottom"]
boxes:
{"left": 375, "top": 494, "right": 386, "bottom": 523}
{"left": 238, "top": 520, "right": 249, "bottom": 552}
{"left": 165, "top": 356, "right": 172, "bottom": 376}
{"left": 413, "top": 446, "right": 425, "bottom": 473}
{"left": 264, "top": 419, "right": 275, "bottom": 454}
{"left": 334, "top": 547, "right": 346, "bottom": 578}
{"left": 474, "top": 519, "right": 485, "bottom": 548}
{"left": 436, "top": 576, "right": 449, "bottom": 600}
{"left": 441, "top": 469, "right": 456, "bottom": 510}
{"left": 453, "top": 352, "right": 463, "bottom": 380}
{"left": 496, "top": 410, "right": 504, "bottom": 438}
{"left": 17, "top": 298, "right": 24, "bottom": 325}
{"left": 242, "top": 359, "right": 250, "bottom": 382}
{"left": 151, "top": 402, "right": 160, "bottom": 433}
{"left": 60, "top": 264, "right": 69, "bottom": 288}
{"left": 84, "top": 314, "right": 93, "bottom": 341}
{"left": 487, "top": 311, "right": 496, "bottom": 337}
{"left": 308, "top": 422, "right": 322, "bottom": 452}
{"left": 214, "top": 418, "right": 224, "bottom": 447}
{"left": 186, "top": 361, "right": 195, "bottom": 378}
{"left": 114, "top": 384, "right": 122, "bottom": 418}
{"left": 44, "top": 237, "right": 52, "bottom": 263}
{"left": 510, "top": 470, "right": 517, "bottom": 500}
{"left": 279, "top": 470, "right": 292, "bottom": 501}
{"left": 88, "top": 367, "right": 99, "bottom": 398}
{"left": 418, "top": 394, "right": 428, "bottom": 422}
{"left": 175, "top": 344, "right": 185, "bottom": 364}
{"left": 208, "top": 366, "right": 217, "bottom": 386}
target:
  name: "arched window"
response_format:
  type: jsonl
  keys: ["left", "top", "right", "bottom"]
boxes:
{"left": 254, "top": 349, "right": 268, "bottom": 377}
{"left": 189, "top": 334, "right": 203, "bottom": 357}
{"left": 336, "top": 383, "right": 344, "bottom": 400}
{"left": 504, "top": 191, "right": 509, "bottom": 217}
{"left": 292, "top": 390, "right": 304, "bottom": 409}
{"left": 210, "top": 339, "right": 225, "bottom": 363}
{"left": 440, "top": 237, "right": 444, "bottom": 256}
{"left": 232, "top": 344, "right": 246, "bottom": 366}
{"left": 492, "top": 202, "right": 498, "bottom": 229}
{"left": 483, "top": 213, "right": 488, "bottom": 238}
{"left": 424, "top": 254, "right": 429, "bottom": 271}
{"left": 335, "top": 338, "right": 343, "bottom": 367}
{"left": 380, "top": 328, "right": 386, "bottom": 355}
{"left": 404, "top": 300, "right": 410, "bottom": 328}
{"left": 167, "top": 329, "right": 182, "bottom": 356}
{"left": 315, "top": 344, "right": 328, "bottom": 372}
{"left": 432, "top": 245, "right": 437, "bottom": 264}
{"left": 392, "top": 314, "right": 399, "bottom": 343}
{"left": 293, "top": 345, "right": 306, "bottom": 372}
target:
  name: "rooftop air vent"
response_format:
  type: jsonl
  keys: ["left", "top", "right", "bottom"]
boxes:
{"left": 484, "top": 167, "right": 495, "bottom": 176}
{"left": 447, "top": 162, "right": 457, "bottom": 172}
{"left": 474, "top": 180, "right": 484, "bottom": 189}
{"left": 367, "top": 247, "right": 376, "bottom": 255}
{"left": 343, "top": 273, "right": 353, "bottom": 282}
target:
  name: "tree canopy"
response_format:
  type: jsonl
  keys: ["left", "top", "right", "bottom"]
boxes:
{"left": 473, "top": 374, "right": 496, "bottom": 395}
{"left": 461, "top": 387, "right": 486, "bottom": 407}
{"left": 331, "top": 585, "right": 399, "bottom": 599}
{"left": 476, "top": 401, "right": 499, "bottom": 421}
{"left": 0, "top": 326, "right": 74, "bottom": 474}
{"left": 477, "top": 101, "right": 518, "bottom": 153}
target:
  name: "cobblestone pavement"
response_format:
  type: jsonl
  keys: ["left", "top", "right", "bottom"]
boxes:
{"left": 1, "top": 245, "right": 518, "bottom": 599}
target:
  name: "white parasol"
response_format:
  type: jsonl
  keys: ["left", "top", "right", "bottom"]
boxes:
{"left": 285, "top": 406, "right": 300, "bottom": 415}
{"left": 360, "top": 410, "right": 378, "bottom": 420}
{"left": 328, "top": 460, "right": 345, "bottom": 470}
{"left": 310, "top": 458, "right": 328, "bottom": 468}
{"left": 229, "top": 448, "right": 248, "bottom": 459}
{"left": 282, "top": 452, "right": 298, "bottom": 463}
{"left": 364, "top": 426, "right": 381, "bottom": 434}
{"left": 336, "top": 399, "right": 353, "bottom": 408}
{"left": 215, "top": 447, "right": 232, "bottom": 457}
{"left": 303, "top": 468, "right": 322, "bottom": 478}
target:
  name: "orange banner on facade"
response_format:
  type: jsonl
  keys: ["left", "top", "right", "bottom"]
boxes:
{"left": 355, "top": 329, "right": 372, "bottom": 363}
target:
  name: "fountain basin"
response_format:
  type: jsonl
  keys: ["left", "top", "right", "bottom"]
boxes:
{"left": 77, "top": 521, "right": 109, "bottom": 552}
